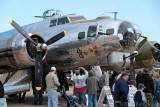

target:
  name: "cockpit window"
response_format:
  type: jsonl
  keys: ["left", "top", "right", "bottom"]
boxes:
{"left": 50, "top": 19, "right": 57, "bottom": 27}
{"left": 57, "top": 17, "right": 69, "bottom": 25}
{"left": 87, "top": 25, "right": 97, "bottom": 37}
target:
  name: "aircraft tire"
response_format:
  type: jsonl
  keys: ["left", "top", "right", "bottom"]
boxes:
{"left": 0, "top": 81, "right": 4, "bottom": 98}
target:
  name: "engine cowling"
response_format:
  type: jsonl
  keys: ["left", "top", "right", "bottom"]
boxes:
{"left": 13, "top": 33, "right": 46, "bottom": 68}
{"left": 135, "top": 38, "right": 160, "bottom": 68}
{"left": 0, "top": 33, "right": 46, "bottom": 73}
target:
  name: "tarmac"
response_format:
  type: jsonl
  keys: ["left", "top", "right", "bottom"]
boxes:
{"left": 6, "top": 87, "right": 110, "bottom": 107}
{"left": 7, "top": 90, "right": 70, "bottom": 107}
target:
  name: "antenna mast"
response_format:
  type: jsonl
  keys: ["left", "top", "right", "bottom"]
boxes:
{"left": 112, "top": 12, "right": 118, "bottom": 20}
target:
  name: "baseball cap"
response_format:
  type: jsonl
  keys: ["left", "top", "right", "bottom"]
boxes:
{"left": 51, "top": 66, "right": 56, "bottom": 71}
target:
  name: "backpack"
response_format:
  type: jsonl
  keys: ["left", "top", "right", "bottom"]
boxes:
{"left": 154, "top": 90, "right": 160, "bottom": 102}
{"left": 134, "top": 91, "right": 143, "bottom": 102}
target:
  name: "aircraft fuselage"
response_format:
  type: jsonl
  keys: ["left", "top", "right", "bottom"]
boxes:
{"left": 0, "top": 15, "right": 137, "bottom": 72}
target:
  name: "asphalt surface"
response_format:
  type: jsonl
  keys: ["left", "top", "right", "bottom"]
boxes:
{"left": 7, "top": 91, "right": 68, "bottom": 107}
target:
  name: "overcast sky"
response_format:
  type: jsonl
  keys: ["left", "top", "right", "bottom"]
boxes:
{"left": 0, "top": 0, "right": 160, "bottom": 41}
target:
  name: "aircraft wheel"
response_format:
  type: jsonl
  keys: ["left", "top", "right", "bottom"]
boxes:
{"left": 0, "top": 81, "right": 4, "bottom": 98}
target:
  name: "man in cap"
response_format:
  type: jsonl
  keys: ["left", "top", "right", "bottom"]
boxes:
{"left": 46, "top": 66, "right": 60, "bottom": 107}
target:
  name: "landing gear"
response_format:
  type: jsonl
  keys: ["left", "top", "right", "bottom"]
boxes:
{"left": 33, "top": 91, "right": 43, "bottom": 105}
{"left": 32, "top": 70, "right": 44, "bottom": 105}
{"left": 0, "top": 81, "right": 4, "bottom": 98}
{"left": 18, "top": 92, "right": 26, "bottom": 103}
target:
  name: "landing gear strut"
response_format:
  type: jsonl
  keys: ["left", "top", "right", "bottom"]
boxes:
{"left": 0, "top": 81, "right": 4, "bottom": 98}
{"left": 32, "top": 69, "right": 43, "bottom": 105}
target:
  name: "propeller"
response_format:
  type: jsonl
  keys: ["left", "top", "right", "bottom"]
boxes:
{"left": 46, "top": 31, "right": 67, "bottom": 45}
{"left": 9, "top": 19, "right": 37, "bottom": 45}
{"left": 9, "top": 19, "right": 66, "bottom": 92}
{"left": 9, "top": 19, "right": 67, "bottom": 46}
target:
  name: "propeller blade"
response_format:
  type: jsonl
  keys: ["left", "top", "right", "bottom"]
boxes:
{"left": 9, "top": 18, "right": 37, "bottom": 45}
{"left": 46, "top": 31, "right": 67, "bottom": 45}
{"left": 34, "top": 51, "right": 43, "bottom": 91}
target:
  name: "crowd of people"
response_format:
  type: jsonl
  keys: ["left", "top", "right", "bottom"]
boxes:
{"left": 70, "top": 66, "right": 109, "bottom": 107}
{"left": 134, "top": 68, "right": 160, "bottom": 107}
{"left": 112, "top": 68, "right": 160, "bottom": 107}
{"left": 44, "top": 66, "right": 108, "bottom": 107}
{"left": 43, "top": 66, "right": 160, "bottom": 107}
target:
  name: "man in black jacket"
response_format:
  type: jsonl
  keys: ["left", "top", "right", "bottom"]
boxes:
{"left": 140, "top": 69, "right": 154, "bottom": 107}
{"left": 114, "top": 73, "right": 129, "bottom": 107}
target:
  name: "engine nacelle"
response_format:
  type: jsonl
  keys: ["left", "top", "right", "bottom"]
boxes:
{"left": 0, "top": 33, "right": 45, "bottom": 72}
{"left": 135, "top": 38, "right": 160, "bottom": 68}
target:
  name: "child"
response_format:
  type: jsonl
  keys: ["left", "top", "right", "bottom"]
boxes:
{"left": 134, "top": 83, "right": 146, "bottom": 107}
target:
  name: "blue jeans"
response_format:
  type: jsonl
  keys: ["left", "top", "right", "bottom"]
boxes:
{"left": 48, "top": 89, "right": 58, "bottom": 107}
{"left": 88, "top": 94, "right": 97, "bottom": 107}
{"left": 152, "top": 96, "right": 159, "bottom": 107}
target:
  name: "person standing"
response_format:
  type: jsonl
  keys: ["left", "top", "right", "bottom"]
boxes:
{"left": 134, "top": 83, "right": 146, "bottom": 107}
{"left": 71, "top": 67, "right": 88, "bottom": 107}
{"left": 86, "top": 72, "right": 99, "bottom": 107}
{"left": 114, "top": 72, "right": 129, "bottom": 107}
{"left": 136, "top": 70, "right": 143, "bottom": 88}
{"left": 141, "top": 69, "right": 154, "bottom": 107}
{"left": 152, "top": 70, "right": 160, "bottom": 107}
{"left": 99, "top": 70, "right": 109, "bottom": 105}
{"left": 46, "top": 66, "right": 60, "bottom": 107}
